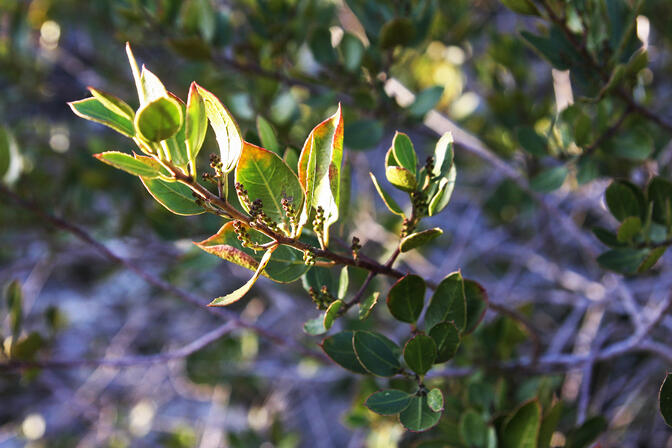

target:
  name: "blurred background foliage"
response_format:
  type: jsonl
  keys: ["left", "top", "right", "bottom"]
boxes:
{"left": 2, "top": 0, "right": 672, "bottom": 446}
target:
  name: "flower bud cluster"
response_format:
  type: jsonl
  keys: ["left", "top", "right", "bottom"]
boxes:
{"left": 236, "top": 182, "right": 280, "bottom": 232}
{"left": 313, "top": 206, "right": 325, "bottom": 235}
{"left": 281, "top": 197, "right": 297, "bottom": 235}
{"left": 351, "top": 236, "right": 361, "bottom": 260}
{"left": 232, "top": 220, "right": 253, "bottom": 248}
{"left": 308, "top": 285, "right": 335, "bottom": 310}
{"left": 303, "top": 248, "right": 315, "bottom": 266}
{"left": 411, "top": 191, "right": 427, "bottom": 216}
{"left": 209, "top": 153, "right": 223, "bottom": 177}
{"left": 425, "top": 156, "right": 435, "bottom": 178}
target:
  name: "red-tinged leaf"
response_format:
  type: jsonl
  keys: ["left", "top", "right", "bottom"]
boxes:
{"left": 208, "top": 246, "right": 276, "bottom": 306}
{"left": 87, "top": 87, "right": 135, "bottom": 119}
{"left": 69, "top": 97, "right": 136, "bottom": 137}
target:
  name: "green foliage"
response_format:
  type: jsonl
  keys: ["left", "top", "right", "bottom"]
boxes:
{"left": 386, "top": 274, "right": 425, "bottom": 324}
{"left": 660, "top": 373, "right": 672, "bottom": 427}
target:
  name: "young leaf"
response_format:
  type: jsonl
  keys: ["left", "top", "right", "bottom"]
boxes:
{"left": 399, "top": 396, "right": 442, "bottom": 432}
{"left": 140, "top": 66, "right": 169, "bottom": 104}
{"left": 386, "top": 274, "right": 426, "bottom": 324}
{"left": 320, "top": 331, "right": 367, "bottom": 374}
{"left": 93, "top": 152, "right": 161, "bottom": 178}
{"left": 400, "top": 228, "right": 443, "bottom": 253}
{"left": 338, "top": 267, "right": 349, "bottom": 299}
{"left": 69, "top": 97, "right": 136, "bottom": 137}
{"left": 365, "top": 390, "right": 413, "bottom": 415}
{"left": 403, "top": 334, "right": 437, "bottom": 376}
{"left": 324, "top": 299, "right": 344, "bottom": 330}
{"left": 353, "top": 331, "right": 401, "bottom": 377}
{"left": 87, "top": 87, "right": 135, "bottom": 119}
{"left": 236, "top": 142, "right": 305, "bottom": 236}
{"left": 464, "top": 279, "right": 489, "bottom": 334}
{"left": 392, "top": 132, "right": 417, "bottom": 175}
{"left": 359, "top": 292, "right": 380, "bottom": 320}
{"left": 185, "top": 82, "right": 207, "bottom": 162}
{"left": 425, "top": 272, "right": 467, "bottom": 332}
{"left": 256, "top": 116, "right": 281, "bottom": 155}
{"left": 134, "top": 96, "right": 183, "bottom": 142}
{"left": 140, "top": 177, "right": 204, "bottom": 215}
{"left": 427, "top": 388, "right": 444, "bottom": 412}
{"left": 428, "top": 164, "right": 456, "bottom": 216}
{"left": 660, "top": 373, "right": 672, "bottom": 427}
{"left": 195, "top": 83, "right": 243, "bottom": 173}
{"left": 370, "top": 172, "right": 404, "bottom": 216}
{"left": 502, "top": 399, "right": 542, "bottom": 448}
{"left": 208, "top": 245, "right": 276, "bottom": 306}
{"left": 433, "top": 132, "right": 454, "bottom": 178}
{"left": 616, "top": 216, "right": 642, "bottom": 243}
{"left": 429, "top": 322, "right": 460, "bottom": 363}
{"left": 386, "top": 166, "right": 417, "bottom": 192}
{"left": 298, "top": 105, "right": 344, "bottom": 245}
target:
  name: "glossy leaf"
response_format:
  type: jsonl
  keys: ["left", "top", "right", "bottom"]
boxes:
{"left": 87, "top": 87, "right": 135, "bottom": 119}
{"left": 427, "top": 389, "right": 444, "bottom": 412}
{"left": 298, "top": 105, "right": 344, "bottom": 245}
{"left": 399, "top": 396, "right": 442, "bottom": 432}
{"left": 353, "top": 331, "right": 401, "bottom": 377}
{"left": 324, "top": 299, "right": 344, "bottom": 330}
{"left": 428, "top": 164, "right": 456, "bottom": 216}
{"left": 370, "top": 172, "right": 404, "bottom": 216}
{"left": 502, "top": 399, "right": 541, "bottom": 448}
{"left": 236, "top": 142, "right": 304, "bottom": 236}
{"left": 386, "top": 274, "right": 426, "bottom": 323}
{"left": 94, "top": 151, "right": 161, "bottom": 178}
{"left": 256, "top": 115, "right": 281, "bottom": 155}
{"left": 141, "top": 177, "right": 204, "bottom": 215}
{"left": 425, "top": 272, "right": 466, "bottom": 332}
{"left": 359, "top": 292, "right": 380, "bottom": 320}
{"left": 403, "top": 334, "right": 437, "bottom": 376}
{"left": 320, "top": 331, "right": 367, "bottom": 374}
{"left": 135, "top": 96, "right": 183, "bottom": 142}
{"left": 208, "top": 246, "right": 275, "bottom": 306}
{"left": 195, "top": 83, "right": 243, "bottom": 173}
{"left": 386, "top": 166, "right": 417, "bottom": 192}
{"left": 660, "top": 373, "right": 672, "bottom": 427}
{"left": 185, "top": 82, "right": 208, "bottom": 162}
{"left": 392, "top": 132, "right": 417, "bottom": 175}
{"left": 365, "top": 390, "right": 413, "bottom": 415}
{"left": 125, "top": 42, "right": 146, "bottom": 104}
{"left": 400, "top": 228, "right": 443, "bottom": 253}
{"left": 464, "top": 279, "right": 489, "bottom": 334}
{"left": 140, "top": 66, "right": 169, "bottom": 104}
{"left": 69, "top": 97, "right": 136, "bottom": 137}
{"left": 429, "top": 322, "right": 460, "bottom": 363}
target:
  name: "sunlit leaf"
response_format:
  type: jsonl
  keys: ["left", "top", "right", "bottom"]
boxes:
{"left": 140, "top": 177, "right": 204, "bottom": 215}
{"left": 370, "top": 172, "right": 404, "bottom": 216}
{"left": 324, "top": 299, "right": 344, "bottom": 330}
{"left": 208, "top": 246, "right": 276, "bottom": 306}
{"left": 185, "top": 82, "right": 208, "bottom": 163}
{"left": 400, "top": 228, "right": 443, "bottom": 252}
{"left": 69, "top": 97, "right": 136, "bottom": 137}
{"left": 134, "top": 96, "right": 183, "bottom": 142}
{"left": 94, "top": 151, "right": 161, "bottom": 178}
{"left": 428, "top": 164, "right": 456, "bottom": 216}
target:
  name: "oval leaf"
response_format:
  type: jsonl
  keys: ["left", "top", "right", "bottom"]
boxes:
{"left": 94, "top": 151, "right": 161, "bottom": 178}
{"left": 425, "top": 272, "right": 466, "bottom": 332}
{"left": 400, "top": 228, "right": 443, "bottom": 253}
{"left": 370, "top": 172, "right": 404, "bottom": 216}
{"left": 69, "top": 97, "right": 136, "bottom": 137}
{"left": 392, "top": 132, "right": 417, "bottom": 174}
{"left": 429, "top": 322, "right": 460, "bottom": 363}
{"left": 135, "top": 96, "right": 183, "bottom": 142}
{"left": 140, "top": 177, "right": 204, "bottom": 215}
{"left": 185, "top": 82, "right": 208, "bottom": 162}
{"left": 323, "top": 299, "right": 344, "bottom": 330}
{"left": 427, "top": 388, "right": 444, "bottom": 412}
{"left": 359, "top": 292, "right": 380, "bottom": 320}
{"left": 403, "top": 334, "right": 437, "bottom": 376}
{"left": 352, "top": 331, "right": 401, "bottom": 377}
{"left": 386, "top": 166, "right": 417, "bottom": 192}
{"left": 399, "top": 395, "right": 442, "bottom": 432}
{"left": 320, "top": 331, "right": 367, "bottom": 374}
{"left": 365, "top": 389, "right": 413, "bottom": 416}
{"left": 386, "top": 274, "right": 426, "bottom": 324}
{"left": 502, "top": 399, "right": 541, "bottom": 448}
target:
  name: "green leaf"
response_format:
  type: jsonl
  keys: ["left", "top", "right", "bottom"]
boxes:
{"left": 399, "top": 396, "right": 442, "bottom": 432}
{"left": 380, "top": 17, "right": 415, "bottom": 49}
{"left": 502, "top": 400, "right": 542, "bottom": 448}
{"left": 638, "top": 246, "right": 666, "bottom": 272}
{"left": 408, "top": 86, "right": 444, "bottom": 117}
{"left": 140, "top": 66, "right": 170, "bottom": 104}
{"left": 208, "top": 246, "right": 275, "bottom": 306}
{"left": 530, "top": 166, "right": 568, "bottom": 193}
{"left": 303, "top": 316, "right": 327, "bottom": 335}
{"left": 87, "top": 87, "right": 135, "bottom": 119}
{"left": 464, "top": 279, "right": 489, "bottom": 334}
{"left": 320, "top": 331, "right": 367, "bottom": 374}
{"left": 365, "top": 389, "right": 413, "bottom": 415}
{"left": 339, "top": 154, "right": 352, "bottom": 223}
{"left": 195, "top": 221, "right": 309, "bottom": 283}
{"left": 400, "top": 228, "right": 443, "bottom": 253}
{"left": 538, "top": 401, "right": 563, "bottom": 448}
{"left": 141, "top": 177, "right": 204, "bottom": 215}
{"left": 564, "top": 416, "right": 607, "bottom": 448}
{"left": 425, "top": 272, "right": 466, "bottom": 332}
{"left": 517, "top": 127, "right": 547, "bottom": 157}
{"left": 324, "top": 299, "right": 344, "bottom": 330}
{"left": 427, "top": 388, "right": 444, "bottom": 412}
{"left": 94, "top": 151, "right": 161, "bottom": 178}
{"left": 597, "top": 248, "right": 649, "bottom": 274}
{"left": 340, "top": 32, "right": 364, "bottom": 72}
{"left": 370, "top": 172, "right": 404, "bottom": 216}
{"left": 428, "top": 164, "right": 457, "bottom": 216}
{"left": 195, "top": 83, "right": 243, "bottom": 173}
{"left": 660, "top": 373, "right": 672, "bottom": 427}
{"left": 520, "top": 30, "right": 571, "bottom": 71}
{"left": 11, "top": 332, "right": 44, "bottom": 361}
{"left": 386, "top": 274, "right": 426, "bottom": 324}
{"left": 605, "top": 180, "right": 645, "bottom": 221}
{"left": 298, "top": 106, "right": 344, "bottom": 244}
{"left": 616, "top": 216, "right": 641, "bottom": 243}
{"left": 125, "top": 43, "right": 147, "bottom": 105}
{"left": 593, "top": 227, "right": 624, "bottom": 248}
{"left": 647, "top": 177, "right": 672, "bottom": 225}
{"left": 338, "top": 267, "right": 349, "bottom": 299}
{"left": 460, "top": 410, "right": 487, "bottom": 447}
{"left": 501, "top": 0, "right": 540, "bottom": 15}
{"left": 309, "top": 27, "right": 337, "bottom": 65}
{"left": 69, "top": 97, "right": 136, "bottom": 137}
{"left": 185, "top": 82, "right": 208, "bottom": 163}
{"left": 610, "top": 128, "right": 653, "bottom": 161}
{"left": 236, "top": 142, "right": 305, "bottom": 236}
{"left": 256, "top": 115, "right": 281, "bottom": 155}
{"left": 403, "top": 334, "right": 437, "bottom": 376}
{"left": 392, "top": 132, "right": 417, "bottom": 175}
{"left": 352, "top": 331, "right": 401, "bottom": 377}
{"left": 134, "top": 96, "right": 183, "bottom": 142}
{"left": 386, "top": 166, "right": 417, "bottom": 192}
{"left": 433, "top": 132, "right": 454, "bottom": 178}
{"left": 359, "top": 292, "right": 380, "bottom": 320}
{"left": 576, "top": 157, "right": 599, "bottom": 185}
{"left": 429, "top": 322, "right": 460, "bottom": 363}
{"left": 344, "top": 119, "right": 384, "bottom": 151}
